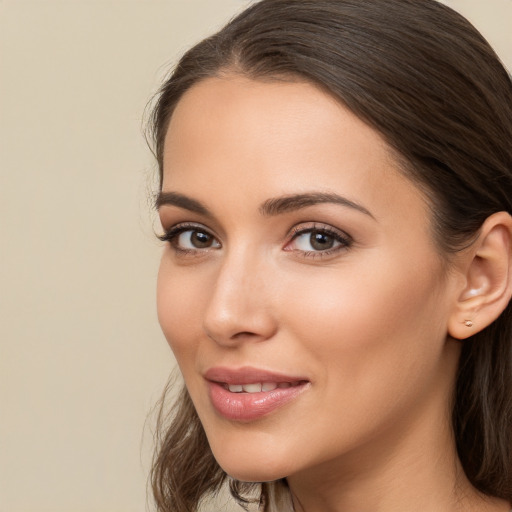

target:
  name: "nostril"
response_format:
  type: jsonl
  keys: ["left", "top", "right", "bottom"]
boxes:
{"left": 205, "top": 328, "right": 274, "bottom": 346}
{"left": 232, "top": 331, "right": 259, "bottom": 339}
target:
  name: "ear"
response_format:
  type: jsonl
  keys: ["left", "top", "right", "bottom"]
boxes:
{"left": 448, "top": 211, "right": 512, "bottom": 340}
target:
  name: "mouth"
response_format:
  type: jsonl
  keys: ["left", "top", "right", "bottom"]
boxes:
{"left": 204, "top": 367, "right": 310, "bottom": 421}
{"left": 220, "top": 381, "right": 306, "bottom": 393}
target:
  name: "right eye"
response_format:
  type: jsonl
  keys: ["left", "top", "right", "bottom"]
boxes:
{"left": 174, "top": 229, "right": 220, "bottom": 250}
{"left": 159, "top": 225, "right": 221, "bottom": 252}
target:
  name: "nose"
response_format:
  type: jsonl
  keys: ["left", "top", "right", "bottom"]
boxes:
{"left": 202, "top": 249, "right": 278, "bottom": 347}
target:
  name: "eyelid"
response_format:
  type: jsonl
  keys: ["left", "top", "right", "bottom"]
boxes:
{"left": 158, "top": 222, "right": 221, "bottom": 248}
{"left": 158, "top": 222, "right": 196, "bottom": 242}
{"left": 284, "top": 222, "right": 353, "bottom": 256}
{"left": 158, "top": 221, "right": 352, "bottom": 259}
{"left": 288, "top": 222, "right": 349, "bottom": 238}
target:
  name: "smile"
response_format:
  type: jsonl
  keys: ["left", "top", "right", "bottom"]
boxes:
{"left": 223, "top": 381, "right": 304, "bottom": 393}
{"left": 204, "top": 367, "right": 310, "bottom": 421}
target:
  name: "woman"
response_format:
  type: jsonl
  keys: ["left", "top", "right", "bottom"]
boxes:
{"left": 148, "top": 1, "right": 512, "bottom": 511}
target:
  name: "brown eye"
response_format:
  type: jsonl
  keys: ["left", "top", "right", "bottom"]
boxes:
{"left": 190, "top": 230, "right": 214, "bottom": 248}
{"left": 173, "top": 229, "right": 221, "bottom": 250}
{"left": 286, "top": 225, "right": 352, "bottom": 256}
{"left": 309, "top": 231, "right": 335, "bottom": 251}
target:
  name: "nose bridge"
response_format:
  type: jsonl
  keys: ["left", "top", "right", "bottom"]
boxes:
{"left": 203, "top": 244, "right": 276, "bottom": 345}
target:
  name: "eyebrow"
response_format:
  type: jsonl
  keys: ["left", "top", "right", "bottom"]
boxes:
{"left": 260, "top": 192, "right": 374, "bottom": 218}
{"left": 155, "top": 191, "right": 212, "bottom": 216}
{"left": 156, "top": 191, "right": 374, "bottom": 219}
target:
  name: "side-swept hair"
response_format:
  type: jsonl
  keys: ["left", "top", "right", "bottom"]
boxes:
{"left": 148, "top": 1, "right": 512, "bottom": 510}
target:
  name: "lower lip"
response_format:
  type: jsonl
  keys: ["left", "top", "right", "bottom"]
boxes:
{"left": 208, "top": 381, "right": 309, "bottom": 421}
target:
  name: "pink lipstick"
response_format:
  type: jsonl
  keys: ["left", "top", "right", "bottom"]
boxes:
{"left": 204, "top": 366, "right": 310, "bottom": 421}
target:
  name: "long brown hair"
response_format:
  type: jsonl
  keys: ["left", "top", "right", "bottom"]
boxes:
{"left": 147, "top": 1, "right": 512, "bottom": 510}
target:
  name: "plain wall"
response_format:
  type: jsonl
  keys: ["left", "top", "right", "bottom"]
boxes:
{"left": 1, "top": 1, "right": 510, "bottom": 511}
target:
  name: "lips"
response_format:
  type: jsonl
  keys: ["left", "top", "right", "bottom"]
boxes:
{"left": 204, "top": 366, "right": 310, "bottom": 421}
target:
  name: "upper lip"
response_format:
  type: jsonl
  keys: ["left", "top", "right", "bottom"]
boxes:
{"left": 204, "top": 366, "right": 309, "bottom": 385}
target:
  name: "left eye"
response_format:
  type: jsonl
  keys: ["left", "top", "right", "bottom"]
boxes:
{"left": 288, "top": 228, "right": 350, "bottom": 253}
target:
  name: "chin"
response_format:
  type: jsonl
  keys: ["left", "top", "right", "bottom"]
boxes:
{"left": 208, "top": 437, "right": 293, "bottom": 483}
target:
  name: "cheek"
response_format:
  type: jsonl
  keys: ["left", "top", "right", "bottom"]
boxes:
{"left": 280, "top": 251, "right": 449, "bottom": 387}
{"left": 266, "top": 255, "right": 454, "bottom": 466}
{"left": 156, "top": 257, "right": 206, "bottom": 363}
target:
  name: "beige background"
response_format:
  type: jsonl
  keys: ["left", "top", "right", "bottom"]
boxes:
{"left": 1, "top": 1, "right": 510, "bottom": 511}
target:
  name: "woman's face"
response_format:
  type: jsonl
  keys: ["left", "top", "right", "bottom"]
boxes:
{"left": 157, "top": 76, "right": 462, "bottom": 483}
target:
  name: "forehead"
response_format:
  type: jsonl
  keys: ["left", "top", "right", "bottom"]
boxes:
{"left": 162, "top": 75, "right": 429, "bottom": 228}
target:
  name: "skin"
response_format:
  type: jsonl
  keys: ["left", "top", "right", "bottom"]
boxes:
{"left": 156, "top": 76, "right": 510, "bottom": 512}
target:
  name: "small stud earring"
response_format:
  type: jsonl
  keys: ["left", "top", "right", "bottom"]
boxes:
{"left": 464, "top": 320, "right": 473, "bottom": 328}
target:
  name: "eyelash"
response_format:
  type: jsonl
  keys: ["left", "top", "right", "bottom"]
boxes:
{"left": 158, "top": 223, "right": 219, "bottom": 256}
{"left": 285, "top": 223, "right": 352, "bottom": 258}
{"left": 158, "top": 222, "right": 352, "bottom": 259}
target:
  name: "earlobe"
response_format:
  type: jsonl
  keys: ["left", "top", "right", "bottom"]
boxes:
{"left": 448, "top": 211, "right": 512, "bottom": 340}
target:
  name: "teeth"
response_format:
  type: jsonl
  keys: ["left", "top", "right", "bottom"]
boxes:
{"left": 243, "top": 383, "right": 262, "bottom": 393}
{"left": 226, "top": 382, "right": 298, "bottom": 393}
